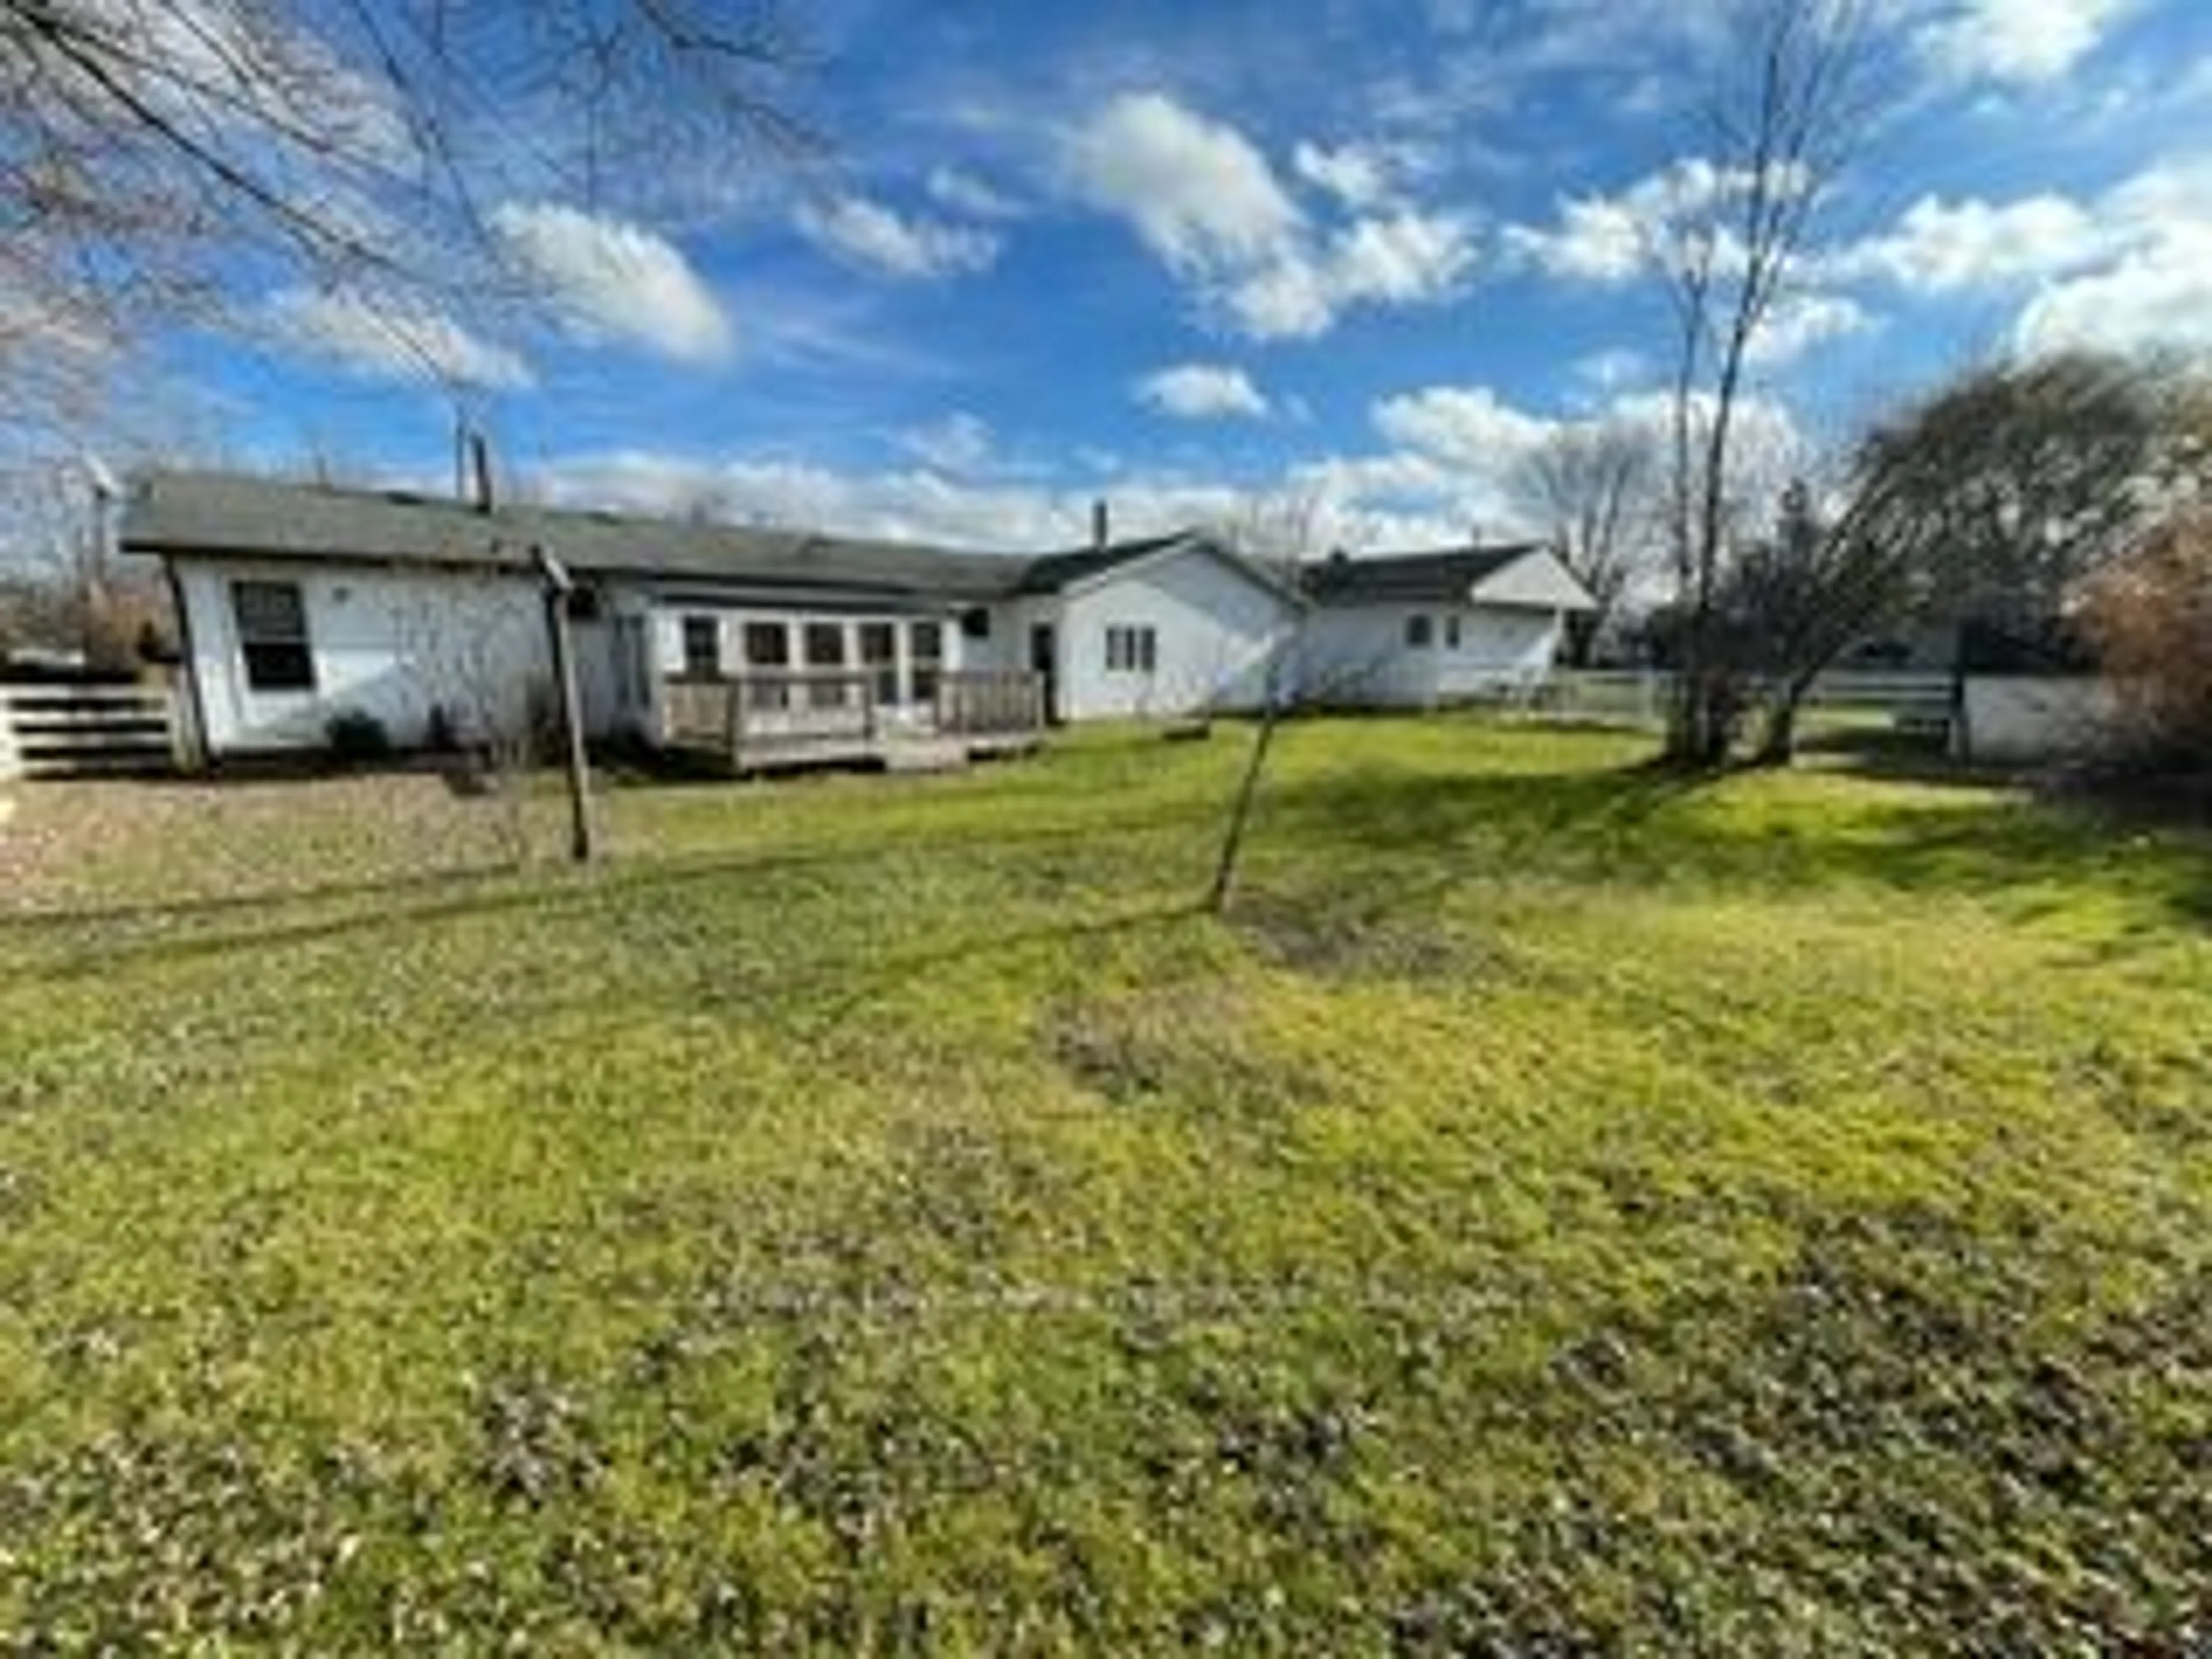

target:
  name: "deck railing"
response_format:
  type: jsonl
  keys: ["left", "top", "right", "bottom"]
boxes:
{"left": 936, "top": 669, "right": 1047, "bottom": 736}
{"left": 661, "top": 668, "right": 1044, "bottom": 764}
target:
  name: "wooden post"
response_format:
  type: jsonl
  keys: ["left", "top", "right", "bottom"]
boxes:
{"left": 532, "top": 545, "right": 594, "bottom": 863}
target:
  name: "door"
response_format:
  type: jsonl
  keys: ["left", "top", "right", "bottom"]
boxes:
{"left": 1029, "top": 623, "right": 1058, "bottom": 725}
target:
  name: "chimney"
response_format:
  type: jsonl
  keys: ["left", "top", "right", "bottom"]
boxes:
{"left": 470, "top": 430, "right": 496, "bottom": 513}
{"left": 1091, "top": 498, "right": 1109, "bottom": 554}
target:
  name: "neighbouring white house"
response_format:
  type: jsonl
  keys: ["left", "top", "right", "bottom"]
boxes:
{"left": 120, "top": 471, "right": 1591, "bottom": 769}
{"left": 1295, "top": 544, "right": 1595, "bottom": 707}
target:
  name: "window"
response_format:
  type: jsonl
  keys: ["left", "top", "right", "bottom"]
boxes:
{"left": 960, "top": 606, "right": 992, "bottom": 640}
{"left": 232, "top": 579, "right": 315, "bottom": 692}
{"left": 804, "top": 622, "right": 848, "bottom": 708}
{"left": 1105, "top": 624, "right": 1158, "bottom": 675}
{"left": 1444, "top": 614, "right": 1462, "bottom": 650}
{"left": 743, "top": 621, "right": 790, "bottom": 668}
{"left": 680, "top": 615, "right": 721, "bottom": 679}
{"left": 910, "top": 620, "right": 944, "bottom": 703}
{"left": 743, "top": 620, "right": 791, "bottom": 710}
{"left": 1404, "top": 613, "right": 1434, "bottom": 649}
{"left": 859, "top": 622, "right": 898, "bottom": 704}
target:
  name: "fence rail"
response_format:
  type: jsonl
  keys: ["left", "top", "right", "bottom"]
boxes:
{"left": 0, "top": 681, "right": 186, "bottom": 779}
{"left": 1538, "top": 669, "right": 1955, "bottom": 728}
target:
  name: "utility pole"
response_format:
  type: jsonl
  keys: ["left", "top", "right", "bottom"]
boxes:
{"left": 532, "top": 544, "right": 594, "bottom": 863}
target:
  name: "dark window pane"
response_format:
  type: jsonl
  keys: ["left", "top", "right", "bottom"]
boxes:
{"left": 681, "top": 615, "right": 720, "bottom": 678}
{"left": 805, "top": 622, "right": 846, "bottom": 665}
{"left": 242, "top": 641, "right": 315, "bottom": 692}
{"left": 231, "top": 581, "right": 315, "bottom": 691}
{"left": 744, "top": 622, "right": 790, "bottom": 667}
{"left": 859, "top": 623, "right": 897, "bottom": 703}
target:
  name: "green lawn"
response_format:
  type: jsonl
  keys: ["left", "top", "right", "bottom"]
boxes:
{"left": 2, "top": 719, "right": 2209, "bottom": 1652}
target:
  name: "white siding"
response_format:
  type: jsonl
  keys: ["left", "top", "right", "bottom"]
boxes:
{"left": 177, "top": 559, "right": 563, "bottom": 755}
{"left": 1055, "top": 547, "right": 1296, "bottom": 721}
{"left": 1955, "top": 676, "right": 2119, "bottom": 763}
{"left": 1296, "top": 601, "right": 1565, "bottom": 707}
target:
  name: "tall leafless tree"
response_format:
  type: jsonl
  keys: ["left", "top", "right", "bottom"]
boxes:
{"left": 1507, "top": 419, "right": 1661, "bottom": 664}
{"left": 1652, "top": 0, "right": 1875, "bottom": 765}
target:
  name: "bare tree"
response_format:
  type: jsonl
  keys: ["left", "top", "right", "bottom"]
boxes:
{"left": 1507, "top": 419, "right": 1661, "bottom": 664}
{"left": 1715, "top": 353, "right": 2176, "bottom": 762}
{"left": 1651, "top": 0, "right": 1876, "bottom": 766}
{"left": 0, "top": 1, "right": 808, "bottom": 430}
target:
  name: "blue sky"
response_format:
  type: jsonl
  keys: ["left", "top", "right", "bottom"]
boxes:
{"left": 169, "top": 0, "right": 2212, "bottom": 550}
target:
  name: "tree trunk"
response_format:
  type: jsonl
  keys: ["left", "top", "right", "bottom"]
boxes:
{"left": 1753, "top": 685, "right": 1804, "bottom": 767}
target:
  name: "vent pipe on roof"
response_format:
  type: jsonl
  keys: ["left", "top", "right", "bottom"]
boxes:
{"left": 1092, "top": 498, "right": 1109, "bottom": 554}
{"left": 470, "top": 430, "right": 496, "bottom": 514}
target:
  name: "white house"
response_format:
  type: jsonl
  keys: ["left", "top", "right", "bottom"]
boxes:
{"left": 122, "top": 471, "right": 1590, "bottom": 768}
{"left": 1296, "top": 544, "right": 1595, "bottom": 706}
{"left": 984, "top": 531, "right": 1303, "bottom": 722}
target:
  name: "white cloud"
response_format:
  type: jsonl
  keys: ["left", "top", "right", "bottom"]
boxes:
{"left": 1065, "top": 92, "right": 1305, "bottom": 274}
{"left": 531, "top": 450, "right": 1256, "bottom": 552}
{"left": 1373, "top": 385, "right": 1556, "bottom": 468}
{"left": 2014, "top": 168, "right": 2212, "bottom": 356}
{"left": 899, "top": 411, "right": 997, "bottom": 474}
{"left": 1744, "top": 292, "right": 1877, "bottom": 368}
{"left": 263, "top": 287, "right": 532, "bottom": 391}
{"left": 1506, "top": 158, "right": 1809, "bottom": 287}
{"left": 1825, "top": 160, "right": 2212, "bottom": 361}
{"left": 1291, "top": 141, "right": 1399, "bottom": 212}
{"left": 1066, "top": 93, "right": 1475, "bottom": 340}
{"left": 1917, "top": 0, "right": 2139, "bottom": 88}
{"left": 2018, "top": 242, "right": 2212, "bottom": 358}
{"left": 1506, "top": 191, "right": 1646, "bottom": 282}
{"left": 795, "top": 195, "right": 1003, "bottom": 281}
{"left": 1135, "top": 363, "right": 1272, "bottom": 421}
{"left": 491, "top": 203, "right": 733, "bottom": 364}
{"left": 1827, "top": 193, "right": 2109, "bottom": 291}
{"left": 925, "top": 166, "right": 1024, "bottom": 219}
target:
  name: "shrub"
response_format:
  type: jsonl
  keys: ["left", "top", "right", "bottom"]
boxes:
{"left": 2078, "top": 506, "right": 2212, "bottom": 772}
{"left": 324, "top": 707, "right": 393, "bottom": 764}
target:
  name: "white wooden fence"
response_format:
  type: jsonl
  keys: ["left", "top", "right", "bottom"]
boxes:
{"left": 1538, "top": 669, "right": 1954, "bottom": 730}
{"left": 0, "top": 681, "right": 190, "bottom": 779}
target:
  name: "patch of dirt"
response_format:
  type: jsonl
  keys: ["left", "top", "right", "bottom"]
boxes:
{"left": 0, "top": 772, "right": 533, "bottom": 917}
{"left": 1044, "top": 983, "right": 1331, "bottom": 1116}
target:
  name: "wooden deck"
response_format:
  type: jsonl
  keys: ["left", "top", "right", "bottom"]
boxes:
{"left": 660, "top": 669, "right": 1046, "bottom": 775}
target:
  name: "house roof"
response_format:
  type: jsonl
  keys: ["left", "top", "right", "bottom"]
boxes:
{"left": 1009, "top": 530, "right": 1193, "bottom": 596}
{"left": 1298, "top": 544, "right": 1546, "bottom": 605}
{"left": 121, "top": 471, "right": 1028, "bottom": 604}
{"left": 123, "top": 470, "right": 1315, "bottom": 614}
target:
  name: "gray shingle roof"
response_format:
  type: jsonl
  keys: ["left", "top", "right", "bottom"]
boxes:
{"left": 1299, "top": 544, "right": 1547, "bottom": 605}
{"left": 122, "top": 471, "right": 1031, "bottom": 603}
{"left": 1009, "top": 531, "right": 1195, "bottom": 596}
